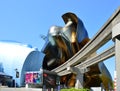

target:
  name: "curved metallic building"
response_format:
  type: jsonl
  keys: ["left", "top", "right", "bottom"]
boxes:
{"left": 42, "top": 12, "right": 90, "bottom": 70}
{"left": 0, "top": 41, "right": 45, "bottom": 86}
{"left": 41, "top": 12, "right": 113, "bottom": 90}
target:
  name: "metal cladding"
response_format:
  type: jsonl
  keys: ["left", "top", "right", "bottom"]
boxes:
{"left": 0, "top": 41, "right": 45, "bottom": 86}
{"left": 42, "top": 12, "right": 113, "bottom": 89}
{"left": 42, "top": 12, "right": 89, "bottom": 70}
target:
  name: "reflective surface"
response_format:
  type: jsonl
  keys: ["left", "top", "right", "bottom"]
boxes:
{"left": 42, "top": 12, "right": 89, "bottom": 70}
{"left": 41, "top": 12, "right": 113, "bottom": 90}
{"left": 0, "top": 41, "right": 45, "bottom": 86}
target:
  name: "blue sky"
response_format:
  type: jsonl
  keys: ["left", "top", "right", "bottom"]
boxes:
{"left": 0, "top": 0, "right": 119, "bottom": 79}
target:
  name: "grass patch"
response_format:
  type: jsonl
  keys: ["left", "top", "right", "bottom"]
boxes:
{"left": 61, "top": 88, "right": 90, "bottom": 91}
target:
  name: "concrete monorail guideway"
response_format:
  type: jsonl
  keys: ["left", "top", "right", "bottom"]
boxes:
{"left": 52, "top": 7, "right": 120, "bottom": 90}
{"left": 57, "top": 45, "right": 115, "bottom": 76}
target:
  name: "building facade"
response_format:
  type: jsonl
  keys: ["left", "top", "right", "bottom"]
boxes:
{"left": 0, "top": 41, "right": 44, "bottom": 86}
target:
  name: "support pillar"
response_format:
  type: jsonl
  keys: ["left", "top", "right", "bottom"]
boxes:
{"left": 112, "top": 22, "right": 120, "bottom": 91}
{"left": 75, "top": 70, "right": 83, "bottom": 89}
{"left": 67, "top": 67, "right": 84, "bottom": 89}
{"left": 114, "top": 38, "right": 120, "bottom": 91}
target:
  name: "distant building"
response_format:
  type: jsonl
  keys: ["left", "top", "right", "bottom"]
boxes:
{"left": 0, "top": 41, "right": 45, "bottom": 86}
{"left": 0, "top": 62, "right": 4, "bottom": 72}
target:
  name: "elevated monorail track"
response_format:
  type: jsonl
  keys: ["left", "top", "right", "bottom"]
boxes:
{"left": 52, "top": 7, "right": 120, "bottom": 74}
{"left": 57, "top": 45, "right": 115, "bottom": 76}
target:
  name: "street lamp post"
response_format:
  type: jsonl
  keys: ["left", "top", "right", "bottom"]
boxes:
{"left": 14, "top": 68, "right": 19, "bottom": 87}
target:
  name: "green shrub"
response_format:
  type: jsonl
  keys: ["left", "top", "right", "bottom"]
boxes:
{"left": 61, "top": 88, "right": 90, "bottom": 91}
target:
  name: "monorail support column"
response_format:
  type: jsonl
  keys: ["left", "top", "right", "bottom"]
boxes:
{"left": 112, "top": 22, "right": 120, "bottom": 91}
{"left": 67, "top": 67, "right": 85, "bottom": 89}
{"left": 75, "top": 69, "right": 83, "bottom": 89}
